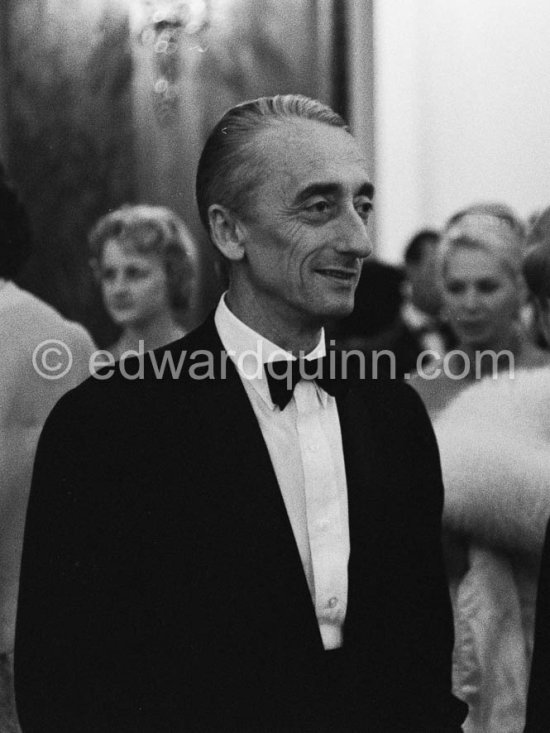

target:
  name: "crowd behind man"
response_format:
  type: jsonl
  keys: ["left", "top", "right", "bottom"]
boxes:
{"left": 361, "top": 228, "right": 455, "bottom": 378}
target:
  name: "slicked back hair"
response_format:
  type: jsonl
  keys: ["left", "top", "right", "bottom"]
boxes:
{"left": 195, "top": 94, "right": 349, "bottom": 236}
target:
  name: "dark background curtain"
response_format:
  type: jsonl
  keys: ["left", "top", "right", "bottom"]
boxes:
{"left": 0, "top": 0, "right": 372, "bottom": 346}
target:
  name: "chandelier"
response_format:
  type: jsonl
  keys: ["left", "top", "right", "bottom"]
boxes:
{"left": 140, "top": 0, "right": 210, "bottom": 124}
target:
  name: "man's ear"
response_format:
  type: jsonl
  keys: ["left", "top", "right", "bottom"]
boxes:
{"left": 208, "top": 204, "right": 246, "bottom": 262}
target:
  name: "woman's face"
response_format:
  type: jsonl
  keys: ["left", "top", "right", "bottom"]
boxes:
{"left": 442, "top": 247, "right": 520, "bottom": 350}
{"left": 99, "top": 239, "right": 171, "bottom": 328}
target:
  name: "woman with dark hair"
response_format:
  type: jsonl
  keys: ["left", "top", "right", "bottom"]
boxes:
{"left": 89, "top": 204, "right": 196, "bottom": 360}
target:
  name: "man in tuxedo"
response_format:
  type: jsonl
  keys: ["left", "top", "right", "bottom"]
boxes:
{"left": 15, "top": 95, "right": 466, "bottom": 731}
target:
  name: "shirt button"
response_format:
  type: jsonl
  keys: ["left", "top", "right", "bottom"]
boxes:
{"left": 319, "top": 518, "right": 330, "bottom": 531}
{"left": 308, "top": 443, "right": 318, "bottom": 453}
{"left": 328, "top": 597, "right": 338, "bottom": 609}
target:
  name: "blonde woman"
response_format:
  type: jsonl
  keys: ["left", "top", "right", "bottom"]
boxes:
{"left": 412, "top": 205, "right": 550, "bottom": 733}
{"left": 89, "top": 204, "right": 196, "bottom": 360}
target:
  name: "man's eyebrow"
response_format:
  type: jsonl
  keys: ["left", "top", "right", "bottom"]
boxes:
{"left": 357, "top": 182, "right": 375, "bottom": 199}
{"left": 294, "top": 181, "right": 375, "bottom": 204}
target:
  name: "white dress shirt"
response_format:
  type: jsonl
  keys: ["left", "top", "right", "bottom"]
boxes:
{"left": 215, "top": 295, "right": 350, "bottom": 650}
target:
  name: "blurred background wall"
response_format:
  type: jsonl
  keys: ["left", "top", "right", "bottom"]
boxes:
{"left": 2, "top": 0, "right": 550, "bottom": 338}
{"left": 0, "top": 0, "right": 370, "bottom": 345}
{"left": 2, "top": 0, "right": 137, "bottom": 345}
{"left": 375, "top": 0, "right": 550, "bottom": 261}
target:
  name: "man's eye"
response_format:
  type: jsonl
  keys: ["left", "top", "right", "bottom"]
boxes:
{"left": 354, "top": 198, "right": 373, "bottom": 222}
{"left": 445, "top": 281, "right": 465, "bottom": 295}
{"left": 101, "top": 268, "right": 115, "bottom": 282}
{"left": 304, "top": 199, "right": 332, "bottom": 216}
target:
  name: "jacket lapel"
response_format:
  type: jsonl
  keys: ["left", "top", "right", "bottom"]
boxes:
{"left": 177, "top": 318, "right": 390, "bottom": 650}
{"left": 337, "top": 382, "right": 390, "bottom": 625}
{"left": 182, "top": 316, "right": 323, "bottom": 648}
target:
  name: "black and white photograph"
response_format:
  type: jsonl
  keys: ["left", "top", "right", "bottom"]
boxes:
{"left": 2, "top": 1, "right": 550, "bottom": 731}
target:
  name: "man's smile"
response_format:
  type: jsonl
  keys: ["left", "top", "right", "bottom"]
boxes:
{"left": 315, "top": 267, "right": 359, "bottom": 282}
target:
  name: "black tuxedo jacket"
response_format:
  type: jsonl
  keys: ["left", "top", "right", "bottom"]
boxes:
{"left": 15, "top": 315, "right": 466, "bottom": 732}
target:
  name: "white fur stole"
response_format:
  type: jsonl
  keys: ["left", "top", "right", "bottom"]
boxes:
{"left": 433, "top": 368, "right": 550, "bottom": 556}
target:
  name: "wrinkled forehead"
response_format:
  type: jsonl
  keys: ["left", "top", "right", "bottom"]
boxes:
{"left": 251, "top": 118, "right": 371, "bottom": 192}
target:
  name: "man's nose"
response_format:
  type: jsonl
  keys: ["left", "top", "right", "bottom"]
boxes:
{"left": 337, "top": 208, "right": 373, "bottom": 259}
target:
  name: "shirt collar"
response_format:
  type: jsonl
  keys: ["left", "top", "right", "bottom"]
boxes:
{"left": 214, "top": 293, "right": 327, "bottom": 409}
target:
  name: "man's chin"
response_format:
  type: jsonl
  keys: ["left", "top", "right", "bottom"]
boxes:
{"left": 300, "top": 295, "right": 356, "bottom": 328}
{"left": 324, "top": 298, "right": 355, "bottom": 320}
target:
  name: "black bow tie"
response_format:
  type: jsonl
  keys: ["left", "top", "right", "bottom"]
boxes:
{"left": 264, "top": 356, "right": 348, "bottom": 410}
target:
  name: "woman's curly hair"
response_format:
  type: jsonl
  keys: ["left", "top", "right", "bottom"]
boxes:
{"left": 89, "top": 204, "right": 196, "bottom": 310}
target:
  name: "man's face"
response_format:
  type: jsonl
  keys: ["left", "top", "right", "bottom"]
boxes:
{"left": 231, "top": 119, "right": 373, "bottom": 331}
